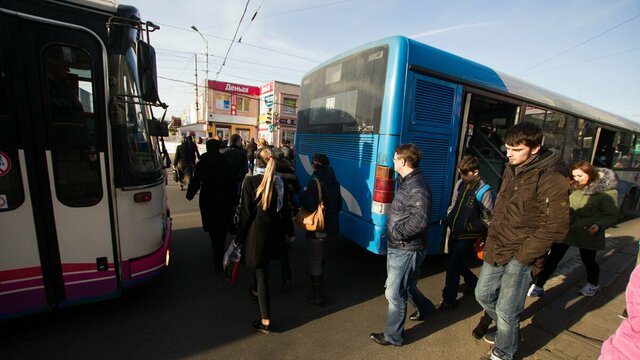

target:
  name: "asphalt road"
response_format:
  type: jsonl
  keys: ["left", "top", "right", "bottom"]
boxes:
{"left": 0, "top": 178, "right": 511, "bottom": 359}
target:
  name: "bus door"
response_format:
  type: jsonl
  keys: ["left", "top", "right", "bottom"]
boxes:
{"left": 0, "top": 14, "right": 116, "bottom": 317}
{"left": 403, "top": 72, "right": 463, "bottom": 253}
{"left": 460, "top": 92, "right": 519, "bottom": 190}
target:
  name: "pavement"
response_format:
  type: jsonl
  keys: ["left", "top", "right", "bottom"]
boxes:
{"left": 512, "top": 215, "right": 640, "bottom": 359}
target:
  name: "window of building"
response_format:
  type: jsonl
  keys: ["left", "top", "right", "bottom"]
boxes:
{"left": 282, "top": 96, "right": 297, "bottom": 115}
{"left": 237, "top": 96, "right": 250, "bottom": 112}
{"left": 216, "top": 94, "right": 230, "bottom": 110}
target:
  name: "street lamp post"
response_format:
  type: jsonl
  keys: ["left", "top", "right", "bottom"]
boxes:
{"left": 191, "top": 25, "right": 208, "bottom": 124}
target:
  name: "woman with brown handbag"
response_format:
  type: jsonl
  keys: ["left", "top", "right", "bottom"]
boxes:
{"left": 299, "top": 153, "right": 342, "bottom": 305}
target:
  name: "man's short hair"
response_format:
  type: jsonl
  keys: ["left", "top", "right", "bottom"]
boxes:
{"left": 230, "top": 134, "right": 242, "bottom": 145}
{"left": 503, "top": 122, "right": 543, "bottom": 148}
{"left": 458, "top": 155, "right": 480, "bottom": 174}
{"left": 395, "top": 143, "right": 421, "bottom": 168}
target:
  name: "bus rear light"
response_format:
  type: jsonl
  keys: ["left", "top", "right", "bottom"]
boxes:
{"left": 134, "top": 191, "right": 152, "bottom": 203}
{"left": 374, "top": 165, "right": 396, "bottom": 204}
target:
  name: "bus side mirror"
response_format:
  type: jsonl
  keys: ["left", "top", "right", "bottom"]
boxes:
{"left": 137, "top": 40, "right": 160, "bottom": 103}
{"left": 147, "top": 118, "right": 169, "bottom": 137}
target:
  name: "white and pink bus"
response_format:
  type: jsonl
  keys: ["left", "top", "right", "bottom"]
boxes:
{"left": 0, "top": 0, "right": 171, "bottom": 320}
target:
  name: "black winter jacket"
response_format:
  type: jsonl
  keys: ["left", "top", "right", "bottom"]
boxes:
{"left": 387, "top": 169, "right": 431, "bottom": 251}
{"left": 300, "top": 167, "right": 341, "bottom": 237}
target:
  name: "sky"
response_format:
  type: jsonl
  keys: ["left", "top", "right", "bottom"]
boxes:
{"left": 125, "top": 0, "right": 640, "bottom": 123}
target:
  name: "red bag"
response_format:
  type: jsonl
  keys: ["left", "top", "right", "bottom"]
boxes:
{"left": 474, "top": 235, "right": 486, "bottom": 260}
{"left": 223, "top": 240, "right": 242, "bottom": 284}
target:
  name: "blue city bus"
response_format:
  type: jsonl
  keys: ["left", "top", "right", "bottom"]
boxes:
{"left": 295, "top": 36, "right": 640, "bottom": 255}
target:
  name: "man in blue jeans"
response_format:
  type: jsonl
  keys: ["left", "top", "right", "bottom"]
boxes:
{"left": 475, "top": 122, "right": 569, "bottom": 360}
{"left": 370, "top": 143, "right": 436, "bottom": 346}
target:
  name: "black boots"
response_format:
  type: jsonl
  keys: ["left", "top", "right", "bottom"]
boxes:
{"left": 307, "top": 275, "right": 326, "bottom": 306}
{"left": 472, "top": 311, "right": 493, "bottom": 339}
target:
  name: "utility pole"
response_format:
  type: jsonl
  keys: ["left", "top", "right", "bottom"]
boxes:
{"left": 194, "top": 53, "right": 199, "bottom": 115}
{"left": 191, "top": 25, "right": 208, "bottom": 124}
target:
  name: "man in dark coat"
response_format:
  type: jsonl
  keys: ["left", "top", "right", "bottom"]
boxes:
{"left": 475, "top": 122, "right": 569, "bottom": 360}
{"left": 221, "top": 134, "right": 249, "bottom": 204}
{"left": 186, "top": 139, "right": 234, "bottom": 272}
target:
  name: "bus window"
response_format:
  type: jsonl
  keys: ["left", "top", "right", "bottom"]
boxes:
{"left": 44, "top": 45, "right": 102, "bottom": 207}
{"left": 523, "top": 105, "right": 569, "bottom": 152}
{"left": 567, "top": 118, "right": 597, "bottom": 164}
{"left": 0, "top": 45, "right": 25, "bottom": 211}
{"left": 612, "top": 132, "right": 637, "bottom": 170}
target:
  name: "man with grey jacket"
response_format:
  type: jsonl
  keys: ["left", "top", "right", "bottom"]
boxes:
{"left": 475, "top": 122, "right": 570, "bottom": 360}
{"left": 370, "top": 143, "right": 436, "bottom": 346}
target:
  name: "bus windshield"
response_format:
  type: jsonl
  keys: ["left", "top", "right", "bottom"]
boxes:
{"left": 298, "top": 45, "right": 388, "bottom": 134}
{"left": 116, "top": 46, "right": 161, "bottom": 175}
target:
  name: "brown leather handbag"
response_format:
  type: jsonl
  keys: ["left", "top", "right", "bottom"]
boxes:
{"left": 295, "top": 178, "right": 325, "bottom": 232}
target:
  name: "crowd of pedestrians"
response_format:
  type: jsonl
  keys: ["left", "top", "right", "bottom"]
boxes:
{"left": 177, "top": 122, "right": 638, "bottom": 359}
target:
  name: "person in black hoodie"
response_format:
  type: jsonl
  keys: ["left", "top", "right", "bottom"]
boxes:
{"left": 186, "top": 139, "right": 234, "bottom": 272}
{"left": 299, "top": 153, "right": 341, "bottom": 306}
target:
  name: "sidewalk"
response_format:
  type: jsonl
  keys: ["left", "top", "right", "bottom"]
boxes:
{"left": 516, "top": 216, "right": 640, "bottom": 359}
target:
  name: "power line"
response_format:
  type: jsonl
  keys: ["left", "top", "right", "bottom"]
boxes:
{"left": 526, "top": 46, "right": 640, "bottom": 76}
{"left": 215, "top": 0, "right": 252, "bottom": 80}
{"left": 520, "top": 13, "right": 640, "bottom": 75}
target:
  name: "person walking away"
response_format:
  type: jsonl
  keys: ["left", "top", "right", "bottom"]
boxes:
{"left": 440, "top": 155, "right": 495, "bottom": 311}
{"left": 474, "top": 122, "right": 570, "bottom": 360}
{"left": 280, "top": 140, "right": 295, "bottom": 166}
{"left": 599, "top": 264, "right": 640, "bottom": 359}
{"left": 299, "top": 153, "right": 341, "bottom": 305}
{"left": 246, "top": 138, "right": 257, "bottom": 175}
{"left": 221, "top": 134, "right": 249, "bottom": 231}
{"left": 186, "top": 139, "right": 234, "bottom": 272}
{"left": 237, "top": 147, "right": 294, "bottom": 334}
{"left": 369, "top": 143, "right": 436, "bottom": 347}
{"left": 528, "top": 163, "right": 618, "bottom": 298}
{"left": 173, "top": 136, "right": 198, "bottom": 190}
{"left": 275, "top": 156, "right": 301, "bottom": 291}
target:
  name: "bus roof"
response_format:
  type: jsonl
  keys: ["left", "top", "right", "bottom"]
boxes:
{"left": 308, "top": 36, "right": 640, "bottom": 134}
{"left": 47, "top": 0, "right": 118, "bottom": 13}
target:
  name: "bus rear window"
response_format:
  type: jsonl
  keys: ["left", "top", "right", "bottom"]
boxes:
{"left": 298, "top": 45, "right": 388, "bottom": 134}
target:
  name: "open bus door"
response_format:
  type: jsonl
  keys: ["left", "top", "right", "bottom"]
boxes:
{"left": 0, "top": 14, "right": 116, "bottom": 318}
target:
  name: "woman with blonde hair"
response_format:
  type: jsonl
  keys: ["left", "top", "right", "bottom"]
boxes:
{"left": 237, "top": 146, "right": 294, "bottom": 333}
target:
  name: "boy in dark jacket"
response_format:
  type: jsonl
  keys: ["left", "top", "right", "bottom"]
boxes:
{"left": 440, "top": 155, "right": 495, "bottom": 310}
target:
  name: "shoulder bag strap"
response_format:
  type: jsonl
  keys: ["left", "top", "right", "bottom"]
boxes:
{"left": 314, "top": 178, "right": 323, "bottom": 202}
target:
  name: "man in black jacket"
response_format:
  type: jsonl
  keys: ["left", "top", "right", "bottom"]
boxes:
{"left": 221, "top": 134, "right": 248, "bottom": 203}
{"left": 370, "top": 143, "right": 436, "bottom": 347}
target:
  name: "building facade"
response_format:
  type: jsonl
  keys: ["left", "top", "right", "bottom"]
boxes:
{"left": 258, "top": 81, "right": 299, "bottom": 147}
{"left": 205, "top": 80, "right": 260, "bottom": 143}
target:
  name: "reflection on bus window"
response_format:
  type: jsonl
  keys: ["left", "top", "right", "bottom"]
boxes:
{"left": 45, "top": 45, "right": 102, "bottom": 207}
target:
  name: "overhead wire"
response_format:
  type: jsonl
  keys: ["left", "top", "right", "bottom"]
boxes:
{"left": 215, "top": 0, "right": 252, "bottom": 80}
{"left": 519, "top": 13, "right": 640, "bottom": 75}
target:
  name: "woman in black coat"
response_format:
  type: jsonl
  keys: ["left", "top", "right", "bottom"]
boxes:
{"left": 186, "top": 139, "right": 234, "bottom": 272}
{"left": 299, "top": 153, "right": 341, "bottom": 306}
{"left": 237, "top": 146, "right": 294, "bottom": 333}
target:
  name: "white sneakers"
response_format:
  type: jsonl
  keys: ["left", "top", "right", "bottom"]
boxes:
{"left": 578, "top": 283, "right": 599, "bottom": 296}
{"left": 527, "top": 284, "right": 545, "bottom": 297}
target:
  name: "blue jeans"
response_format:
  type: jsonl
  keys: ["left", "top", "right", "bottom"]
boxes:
{"left": 383, "top": 247, "right": 435, "bottom": 345}
{"left": 443, "top": 237, "right": 478, "bottom": 302}
{"left": 475, "top": 259, "right": 531, "bottom": 360}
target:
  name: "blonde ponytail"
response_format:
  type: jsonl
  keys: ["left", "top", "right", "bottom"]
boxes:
{"left": 255, "top": 151, "right": 277, "bottom": 210}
